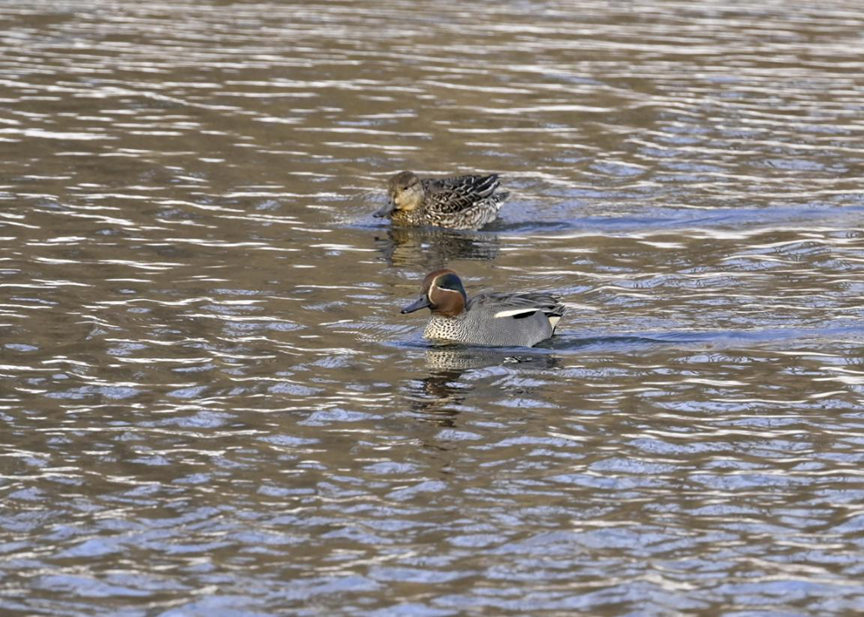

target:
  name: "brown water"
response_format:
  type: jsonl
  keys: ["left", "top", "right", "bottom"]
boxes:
{"left": 2, "top": 0, "right": 864, "bottom": 614}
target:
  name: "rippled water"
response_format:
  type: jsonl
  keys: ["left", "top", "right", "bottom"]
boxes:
{"left": 3, "top": 0, "right": 864, "bottom": 614}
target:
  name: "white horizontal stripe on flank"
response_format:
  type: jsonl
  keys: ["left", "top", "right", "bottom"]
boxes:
{"left": 493, "top": 308, "right": 537, "bottom": 319}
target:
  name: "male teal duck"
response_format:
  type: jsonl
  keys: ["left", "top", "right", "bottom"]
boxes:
{"left": 374, "top": 170, "right": 509, "bottom": 230}
{"left": 401, "top": 269, "right": 565, "bottom": 347}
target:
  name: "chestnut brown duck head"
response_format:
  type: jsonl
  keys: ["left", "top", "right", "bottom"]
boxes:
{"left": 401, "top": 269, "right": 468, "bottom": 318}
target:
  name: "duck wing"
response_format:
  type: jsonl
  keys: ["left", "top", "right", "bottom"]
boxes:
{"left": 422, "top": 175, "right": 502, "bottom": 214}
{"left": 470, "top": 292, "right": 565, "bottom": 320}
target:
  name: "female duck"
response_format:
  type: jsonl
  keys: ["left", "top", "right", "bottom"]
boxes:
{"left": 374, "top": 171, "right": 509, "bottom": 231}
{"left": 401, "top": 269, "right": 565, "bottom": 347}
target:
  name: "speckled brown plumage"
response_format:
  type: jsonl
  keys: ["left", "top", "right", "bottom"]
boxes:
{"left": 374, "top": 171, "right": 509, "bottom": 231}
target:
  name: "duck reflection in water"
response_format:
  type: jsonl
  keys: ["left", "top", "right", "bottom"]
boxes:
{"left": 408, "top": 367, "right": 467, "bottom": 427}
{"left": 407, "top": 348, "right": 560, "bottom": 427}
{"left": 374, "top": 225, "right": 500, "bottom": 269}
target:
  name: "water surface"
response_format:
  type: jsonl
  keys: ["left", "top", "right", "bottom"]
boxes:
{"left": 2, "top": 0, "right": 864, "bottom": 614}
